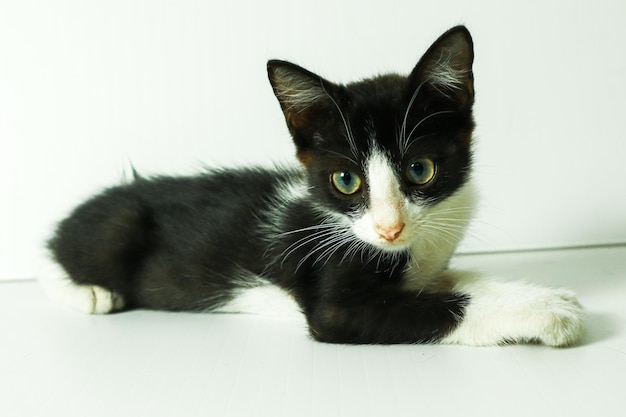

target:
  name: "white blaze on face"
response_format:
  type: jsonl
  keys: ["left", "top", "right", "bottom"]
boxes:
{"left": 353, "top": 148, "right": 408, "bottom": 249}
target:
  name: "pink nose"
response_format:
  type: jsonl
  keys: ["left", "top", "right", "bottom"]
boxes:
{"left": 375, "top": 223, "right": 405, "bottom": 242}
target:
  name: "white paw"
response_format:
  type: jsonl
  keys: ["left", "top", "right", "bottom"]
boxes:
{"left": 442, "top": 276, "right": 584, "bottom": 347}
{"left": 52, "top": 282, "right": 124, "bottom": 314}
{"left": 526, "top": 289, "right": 584, "bottom": 347}
{"left": 38, "top": 259, "right": 124, "bottom": 314}
{"left": 73, "top": 285, "right": 125, "bottom": 314}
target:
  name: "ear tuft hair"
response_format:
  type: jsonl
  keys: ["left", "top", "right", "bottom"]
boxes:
{"left": 267, "top": 61, "right": 333, "bottom": 129}
{"left": 410, "top": 26, "right": 474, "bottom": 103}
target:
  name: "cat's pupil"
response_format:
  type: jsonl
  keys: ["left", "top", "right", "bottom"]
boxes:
{"left": 339, "top": 172, "right": 353, "bottom": 185}
{"left": 411, "top": 162, "right": 425, "bottom": 177}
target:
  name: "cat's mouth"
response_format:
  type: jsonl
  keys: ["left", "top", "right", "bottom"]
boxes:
{"left": 368, "top": 225, "right": 416, "bottom": 252}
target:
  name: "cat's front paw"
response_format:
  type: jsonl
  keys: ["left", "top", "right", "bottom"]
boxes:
{"left": 442, "top": 278, "right": 584, "bottom": 347}
{"left": 531, "top": 289, "right": 584, "bottom": 347}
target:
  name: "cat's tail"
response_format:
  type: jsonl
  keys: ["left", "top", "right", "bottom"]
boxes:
{"left": 37, "top": 254, "right": 125, "bottom": 314}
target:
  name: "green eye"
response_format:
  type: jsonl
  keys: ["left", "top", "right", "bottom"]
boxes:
{"left": 331, "top": 171, "right": 362, "bottom": 195}
{"left": 406, "top": 158, "right": 436, "bottom": 185}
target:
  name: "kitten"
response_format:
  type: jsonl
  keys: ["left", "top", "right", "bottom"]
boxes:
{"left": 41, "top": 26, "right": 583, "bottom": 346}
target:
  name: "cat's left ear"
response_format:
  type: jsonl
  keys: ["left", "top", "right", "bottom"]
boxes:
{"left": 409, "top": 26, "right": 475, "bottom": 107}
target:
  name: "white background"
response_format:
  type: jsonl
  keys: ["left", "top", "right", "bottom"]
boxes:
{"left": 1, "top": 0, "right": 625, "bottom": 280}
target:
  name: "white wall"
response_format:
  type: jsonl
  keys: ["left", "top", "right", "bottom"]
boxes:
{"left": 2, "top": 0, "right": 625, "bottom": 279}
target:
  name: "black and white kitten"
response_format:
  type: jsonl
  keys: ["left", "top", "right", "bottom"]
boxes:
{"left": 42, "top": 26, "right": 583, "bottom": 346}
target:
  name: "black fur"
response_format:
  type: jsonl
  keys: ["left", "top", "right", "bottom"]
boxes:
{"left": 48, "top": 26, "right": 475, "bottom": 344}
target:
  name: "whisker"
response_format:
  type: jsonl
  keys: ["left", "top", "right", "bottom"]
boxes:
{"left": 313, "top": 234, "right": 355, "bottom": 269}
{"left": 320, "top": 81, "right": 360, "bottom": 159}
{"left": 419, "top": 223, "right": 465, "bottom": 243}
{"left": 423, "top": 215, "right": 473, "bottom": 225}
{"left": 296, "top": 231, "right": 352, "bottom": 271}
{"left": 323, "top": 149, "right": 359, "bottom": 166}
{"left": 406, "top": 110, "right": 455, "bottom": 144}
{"left": 426, "top": 205, "right": 476, "bottom": 212}
{"left": 280, "top": 227, "right": 343, "bottom": 266}
{"left": 399, "top": 81, "right": 427, "bottom": 155}
{"left": 419, "top": 228, "right": 458, "bottom": 250}
{"left": 278, "top": 223, "right": 343, "bottom": 237}
{"left": 402, "top": 133, "right": 437, "bottom": 154}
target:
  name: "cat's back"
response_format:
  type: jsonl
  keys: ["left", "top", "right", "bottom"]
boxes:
{"left": 129, "top": 166, "right": 300, "bottom": 205}
{"left": 132, "top": 166, "right": 308, "bottom": 234}
{"left": 65, "top": 165, "right": 304, "bottom": 215}
{"left": 50, "top": 165, "right": 308, "bottom": 258}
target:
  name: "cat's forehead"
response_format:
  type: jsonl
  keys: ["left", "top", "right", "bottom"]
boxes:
{"left": 318, "top": 77, "right": 403, "bottom": 154}
{"left": 347, "top": 74, "right": 406, "bottom": 98}
{"left": 344, "top": 77, "right": 435, "bottom": 131}
{"left": 325, "top": 79, "right": 470, "bottom": 159}
{"left": 343, "top": 75, "right": 407, "bottom": 114}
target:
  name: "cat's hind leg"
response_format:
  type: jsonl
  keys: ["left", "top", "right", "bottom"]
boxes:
{"left": 440, "top": 270, "right": 584, "bottom": 347}
{"left": 38, "top": 258, "right": 125, "bottom": 314}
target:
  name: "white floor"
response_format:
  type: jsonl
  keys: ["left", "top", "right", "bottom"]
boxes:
{"left": 2, "top": 246, "right": 625, "bottom": 417}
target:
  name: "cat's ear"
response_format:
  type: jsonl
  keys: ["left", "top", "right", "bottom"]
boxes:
{"left": 267, "top": 60, "right": 335, "bottom": 128}
{"left": 268, "top": 60, "right": 338, "bottom": 164}
{"left": 409, "top": 26, "right": 474, "bottom": 106}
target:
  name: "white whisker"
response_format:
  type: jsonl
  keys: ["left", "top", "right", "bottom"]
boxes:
{"left": 419, "top": 223, "right": 464, "bottom": 243}
{"left": 320, "top": 82, "right": 359, "bottom": 159}
{"left": 399, "top": 81, "right": 427, "bottom": 155}
{"left": 279, "top": 225, "right": 345, "bottom": 266}
{"left": 296, "top": 231, "right": 353, "bottom": 271}
{"left": 323, "top": 149, "right": 359, "bottom": 166}
{"left": 406, "top": 110, "right": 455, "bottom": 144}
{"left": 278, "top": 223, "right": 341, "bottom": 237}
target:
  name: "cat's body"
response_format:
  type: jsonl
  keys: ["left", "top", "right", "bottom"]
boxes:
{"left": 42, "top": 27, "right": 584, "bottom": 346}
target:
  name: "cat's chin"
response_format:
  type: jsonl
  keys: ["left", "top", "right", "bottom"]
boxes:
{"left": 351, "top": 224, "right": 416, "bottom": 254}
{"left": 361, "top": 235, "right": 416, "bottom": 254}
{"left": 377, "top": 243, "right": 413, "bottom": 254}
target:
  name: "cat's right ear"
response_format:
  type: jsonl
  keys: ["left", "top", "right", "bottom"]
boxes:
{"left": 267, "top": 60, "right": 331, "bottom": 128}
{"left": 268, "top": 60, "right": 336, "bottom": 163}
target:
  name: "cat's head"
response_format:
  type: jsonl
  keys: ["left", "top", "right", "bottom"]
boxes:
{"left": 268, "top": 26, "right": 475, "bottom": 254}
